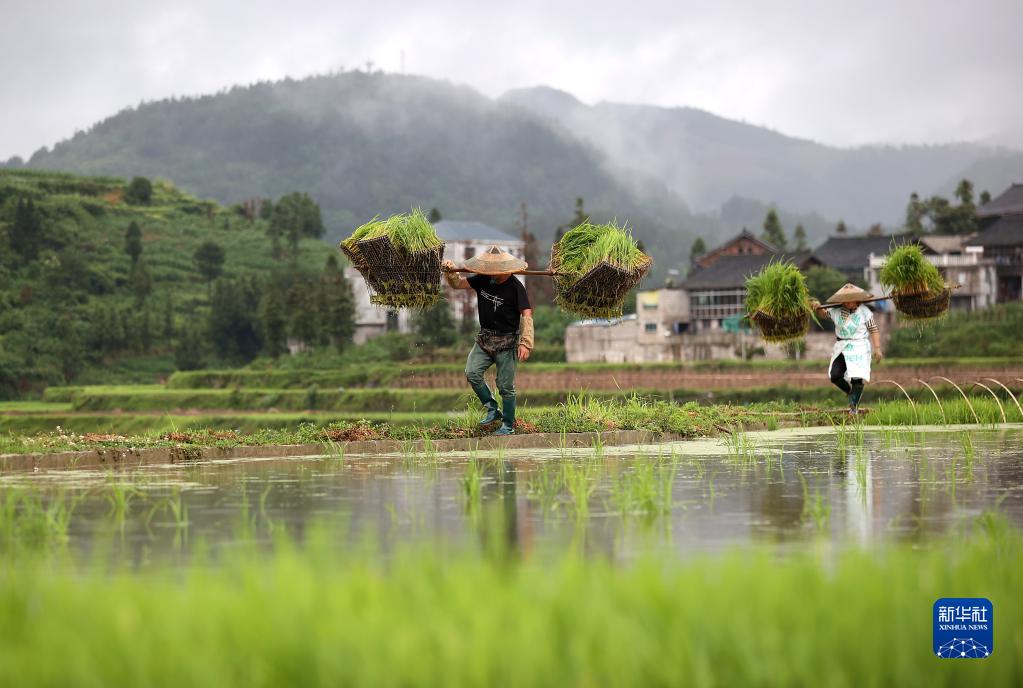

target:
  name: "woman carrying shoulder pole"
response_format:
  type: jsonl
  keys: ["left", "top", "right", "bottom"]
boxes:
{"left": 811, "top": 283, "right": 883, "bottom": 415}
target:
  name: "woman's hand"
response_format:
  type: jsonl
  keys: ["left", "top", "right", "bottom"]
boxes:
{"left": 873, "top": 348, "right": 883, "bottom": 362}
{"left": 442, "top": 260, "right": 456, "bottom": 271}
{"left": 517, "top": 345, "right": 530, "bottom": 362}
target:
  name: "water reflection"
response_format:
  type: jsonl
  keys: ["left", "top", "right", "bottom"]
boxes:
{"left": 1, "top": 427, "right": 1021, "bottom": 564}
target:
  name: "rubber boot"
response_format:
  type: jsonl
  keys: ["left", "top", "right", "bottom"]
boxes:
{"left": 494, "top": 397, "right": 516, "bottom": 435}
{"left": 479, "top": 400, "right": 502, "bottom": 426}
{"left": 849, "top": 379, "right": 865, "bottom": 414}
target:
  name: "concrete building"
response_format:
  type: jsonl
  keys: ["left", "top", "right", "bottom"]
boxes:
{"left": 346, "top": 219, "right": 526, "bottom": 344}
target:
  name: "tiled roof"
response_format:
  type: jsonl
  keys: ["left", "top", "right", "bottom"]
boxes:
{"left": 977, "top": 183, "right": 1023, "bottom": 218}
{"left": 434, "top": 220, "right": 520, "bottom": 242}
{"left": 967, "top": 215, "right": 1023, "bottom": 248}
{"left": 682, "top": 252, "right": 815, "bottom": 290}
{"left": 812, "top": 235, "right": 906, "bottom": 272}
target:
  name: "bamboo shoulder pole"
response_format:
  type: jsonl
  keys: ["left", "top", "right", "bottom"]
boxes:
{"left": 819, "top": 283, "right": 960, "bottom": 308}
{"left": 443, "top": 267, "right": 558, "bottom": 277}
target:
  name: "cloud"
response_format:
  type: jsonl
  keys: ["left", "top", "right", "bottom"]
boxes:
{"left": 2, "top": 0, "right": 1021, "bottom": 159}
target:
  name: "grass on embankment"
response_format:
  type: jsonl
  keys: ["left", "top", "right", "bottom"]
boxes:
{"left": 0, "top": 411, "right": 453, "bottom": 437}
{"left": 0, "top": 398, "right": 823, "bottom": 455}
{"left": 1, "top": 395, "right": 1019, "bottom": 456}
{"left": 37, "top": 383, "right": 1010, "bottom": 414}
{"left": 0, "top": 514, "right": 1019, "bottom": 686}
{"left": 165, "top": 356, "right": 1023, "bottom": 389}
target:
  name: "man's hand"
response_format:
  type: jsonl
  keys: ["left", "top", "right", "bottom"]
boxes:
{"left": 517, "top": 345, "right": 530, "bottom": 361}
{"left": 873, "top": 348, "right": 883, "bottom": 362}
{"left": 443, "top": 261, "right": 468, "bottom": 289}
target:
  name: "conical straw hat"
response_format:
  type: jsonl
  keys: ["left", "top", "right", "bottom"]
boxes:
{"left": 827, "top": 283, "right": 874, "bottom": 303}
{"left": 462, "top": 246, "right": 528, "bottom": 275}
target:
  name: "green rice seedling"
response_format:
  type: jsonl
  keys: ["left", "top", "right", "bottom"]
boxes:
{"left": 552, "top": 220, "right": 647, "bottom": 275}
{"left": 0, "top": 487, "right": 77, "bottom": 553}
{"left": 340, "top": 209, "right": 444, "bottom": 309}
{"left": 105, "top": 478, "right": 142, "bottom": 532}
{"left": 563, "top": 460, "right": 599, "bottom": 521}
{"left": 879, "top": 243, "right": 945, "bottom": 297}
{"left": 798, "top": 471, "right": 831, "bottom": 531}
{"left": 339, "top": 210, "right": 442, "bottom": 261}
{"left": 744, "top": 261, "right": 814, "bottom": 343}
{"left": 551, "top": 220, "right": 652, "bottom": 317}
{"left": 461, "top": 459, "right": 484, "bottom": 512}
{"left": 722, "top": 430, "right": 756, "bottom": 464}
{"left": 610, "top": 458, "right": 677, "bottom": 520}
{"left": 526, "top": 462, "right": 565, "bottom": 515}
{"left": 958, "top": 433, "right": 976, "bottom": 481}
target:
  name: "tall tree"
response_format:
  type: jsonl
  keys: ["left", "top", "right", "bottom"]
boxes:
{"left": 689, "top": 236, "right": 707, "bottom": 264}
{"left": 174, "top": 322, "right": 206, "bottom": 371}
{"left": 979, "top": 190, "right": 992, "bottom": 205}
{"left": 761, "top": 209, "right": 787, "bottom": 250}
{"left": 286, "top": 279, "right": 319, "bottom": 351}
{"left": 954, "top": 179, "right": 975, "bottom": 208}
{"left": 209, "top": 278, "right": 263, "bottom": 363}
{"left": 793, "top": 224, "right": 808, "bottom": 251}
{"left": 905, "top": 192, "right": 925, "bottom": 235}
{"left": 193, "top": 241, "right": 226, "bottom": 294}
{"left": 129, "top": 260, "right": 153, "bottom": 304}
{"left": 322, "top": 256, "right": 356, "bottom": 353}
{"left": 271, "top": 192, "right": 326, "bottom": 258}
{"left": 259, "top": 284, "right": 288, "bottom": 358}
{"left": 124, "top": 221, "right": 142, "bottom": 265}
{"left": 835, "top": 220, "right": 848, "bottom": 236}
{"left": 428, "top": 207, "right": 442, "bottom": 223}
{"left": 9, "top": 197, "right": 42, "bottom": 260}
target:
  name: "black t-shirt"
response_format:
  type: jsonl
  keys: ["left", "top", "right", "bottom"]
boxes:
{"left": 468, "top": 275, "right": 530, "bottom": 333}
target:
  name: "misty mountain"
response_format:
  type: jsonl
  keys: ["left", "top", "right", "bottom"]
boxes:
{"left": 935, "top": 152, "right": 1023, "bottom": 199}
{"left": 500, "top": 86, "right": 1014, "bottom": 227}
{"left": 18, "top": 72, "right": 716, "bottom": 279}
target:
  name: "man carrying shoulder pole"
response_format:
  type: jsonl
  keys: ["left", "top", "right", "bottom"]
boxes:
{"left": 443, "top": 246, "right": 534, "bottom": 436}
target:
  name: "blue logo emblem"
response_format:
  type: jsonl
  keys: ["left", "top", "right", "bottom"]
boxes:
{"left": 933, "top": 598, "right": 993, "bottom": 658}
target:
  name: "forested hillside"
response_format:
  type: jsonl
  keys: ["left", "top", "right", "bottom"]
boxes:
{"left": 14, "top": 72, "right": 703, "bottom": 272}
{"left": 0, "top": 170, "right": 352, "bottom": 398}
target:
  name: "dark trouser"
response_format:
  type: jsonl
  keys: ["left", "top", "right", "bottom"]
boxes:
{"left": 829, "top": 353, "right": 865, "bottom": 406}
{"left": 465, "top": 343, "right": 517, "bottom": 426}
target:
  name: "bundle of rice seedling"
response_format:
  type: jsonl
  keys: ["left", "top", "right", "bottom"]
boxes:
{"left": 550, "top": 221, "right": 652, "bottom": 318}
{"left": 744, "top": 261, "right": 813, "bottom": 343}
{"left": 879, "top": 243, "right": 950, "bottom": 320}
{"left": 338, "top": 209, "right": 445, "bottom": 309}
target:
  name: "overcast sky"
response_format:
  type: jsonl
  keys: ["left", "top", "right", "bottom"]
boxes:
{"left": 3, "top": 0, "right": 1022, "bottom": 160}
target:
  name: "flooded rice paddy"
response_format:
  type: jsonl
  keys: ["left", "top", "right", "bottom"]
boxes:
{"left": 3, "top": 425, "right": 1022, "bottom": 563}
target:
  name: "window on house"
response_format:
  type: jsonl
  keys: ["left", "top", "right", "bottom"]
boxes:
{"left": 464, "top": 246, "right": 476, "bottom": 260}
{"left": 644, "top": 323, "right": 657, "bottom": 333}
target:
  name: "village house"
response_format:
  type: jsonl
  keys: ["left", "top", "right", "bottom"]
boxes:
{"left": 566, "top": 232, "right": 827, "bottom": 363}
{"left": 683, "top": 231, "right": 820, "bottom": 332}
{"left": 812, "top": 234, "right": 896, "bottom": 285}
{"left": 345, "top": 219, "right": 526, "bottom": 344}
{"left": 968, "top": 184, "right": 1023, "bottom": 302}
